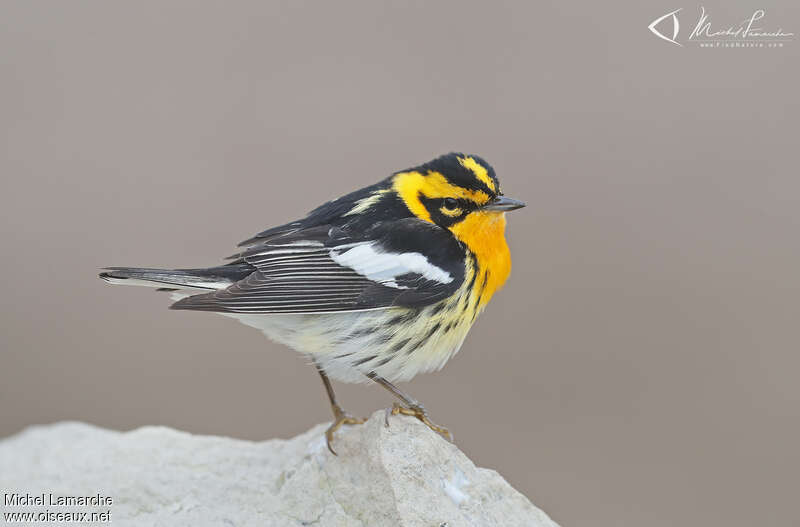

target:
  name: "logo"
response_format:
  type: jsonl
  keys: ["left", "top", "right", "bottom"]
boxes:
{"left": 648, "top": 7, "right": 794, "bottom": 48}
{"left": 649, "top": 8, "right": 683, "bottom": 46}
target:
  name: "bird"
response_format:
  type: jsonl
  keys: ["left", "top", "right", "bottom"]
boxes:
{"left": 100, "top": 153, "right": 525, "bottom": 454}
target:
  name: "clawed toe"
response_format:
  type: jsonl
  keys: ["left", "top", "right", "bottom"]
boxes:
{"left": 325, "top": 409, "right": 366, "bottom": 455}
{"left": 385, "top": 402, "right": 453, "bottom": 442}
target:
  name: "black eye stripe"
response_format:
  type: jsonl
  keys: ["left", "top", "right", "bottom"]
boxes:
{"left": 417, "top": 194, "right": 472, "bottom": 228}
{"left": 443, "top": 198, "right": 458, "bottom": 209}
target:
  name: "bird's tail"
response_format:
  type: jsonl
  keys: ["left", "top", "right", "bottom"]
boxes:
{"left": 99, "top": 264, "right": 253, "bottom": 291}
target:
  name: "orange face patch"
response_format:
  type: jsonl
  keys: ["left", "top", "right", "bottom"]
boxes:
{"left": 449, "top": 210, "right": 511, "bottom": 306}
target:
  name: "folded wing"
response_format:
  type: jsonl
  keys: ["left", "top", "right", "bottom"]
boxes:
{"left": 171, "top": 219, "right": 465, "bottom": 314}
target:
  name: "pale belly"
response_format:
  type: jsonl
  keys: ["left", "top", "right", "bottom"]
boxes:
{"left": 225, "top": 296, "right": 480, "bottom": 384}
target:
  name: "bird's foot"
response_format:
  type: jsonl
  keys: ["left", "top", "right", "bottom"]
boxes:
{"left": 325, "top": 405, "right": 366, "bottom": 456}
{"left": 384, "top": 402, "right": 453, "bottom": 442}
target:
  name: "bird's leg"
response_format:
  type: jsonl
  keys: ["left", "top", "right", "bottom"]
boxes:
{"left": 315, "top": 362, "right": 366, "bottom": 455}
{"left": 367, "top": 372, "right": 453, "bottom": 442}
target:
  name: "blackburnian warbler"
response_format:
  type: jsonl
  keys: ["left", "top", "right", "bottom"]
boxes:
{"left": 100, "top": 153, "right": 524, "bottom": 453}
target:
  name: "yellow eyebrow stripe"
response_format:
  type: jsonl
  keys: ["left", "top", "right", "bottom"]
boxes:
{"left": 458, "top": 156, "right": 496, "bottom": 193}
{"left": 393, "top": 171, "right": 491, "bottom": 224}
{"left": 420, "top": 172, "right": 490, "bottom": 202}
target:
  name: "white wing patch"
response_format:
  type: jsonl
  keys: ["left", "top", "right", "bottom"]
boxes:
{"left": 329, "top": 242, "right": 453, "bottom": 289}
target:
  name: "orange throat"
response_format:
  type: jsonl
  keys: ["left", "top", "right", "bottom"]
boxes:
{"left": 450, "top": 211, "right": 512, "bottom": 307}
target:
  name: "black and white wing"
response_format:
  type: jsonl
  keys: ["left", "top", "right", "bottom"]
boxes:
{"left": 171, "top": 218, "right": 466, "bottom": 314}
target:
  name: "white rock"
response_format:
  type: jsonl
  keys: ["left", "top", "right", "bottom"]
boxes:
{"left": 0, "top": 411, "right": 559, "bottom": 527}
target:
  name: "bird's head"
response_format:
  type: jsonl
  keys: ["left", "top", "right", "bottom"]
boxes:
{"left": 392, "top": 153, "right": 525, "bottom": 235}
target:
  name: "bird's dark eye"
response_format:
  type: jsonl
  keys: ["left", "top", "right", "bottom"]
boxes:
{"left": 439, "top": 197, "right": 463, "bottom": 219}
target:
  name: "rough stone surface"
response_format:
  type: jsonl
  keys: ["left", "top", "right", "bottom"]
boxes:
{"left": 0, "top": 411, "right": 559, "bottom": 526}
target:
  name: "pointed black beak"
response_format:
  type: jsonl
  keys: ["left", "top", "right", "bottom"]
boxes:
{"left": 483, "top": 195, "right": 526, "bottom": 212}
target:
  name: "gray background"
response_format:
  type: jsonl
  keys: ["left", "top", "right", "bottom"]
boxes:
{"left": 1, "top": 1, "right": 798, "bottom": 526}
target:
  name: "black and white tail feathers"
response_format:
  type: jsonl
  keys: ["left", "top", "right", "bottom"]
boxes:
{"left": 99, "top": 264, "right": 254, "bottom": 291}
